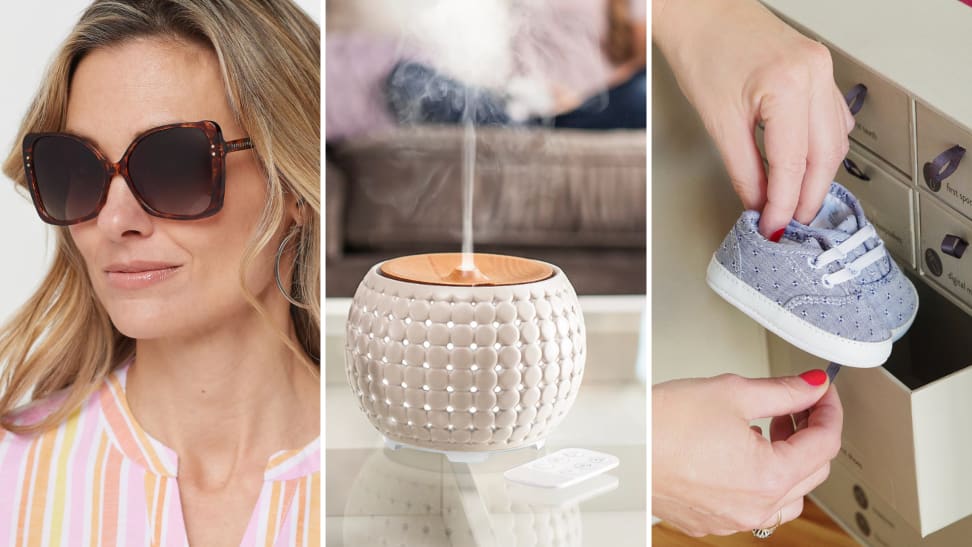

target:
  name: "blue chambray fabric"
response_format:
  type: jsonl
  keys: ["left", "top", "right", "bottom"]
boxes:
{"left": 858, "top": 262, "right": 917, "bottom": 340}
{"left": 714, "top": 211, "right": 890, "bottom": 343}
{"left": 785, "top": 182, "right": 917, "bottom": 338}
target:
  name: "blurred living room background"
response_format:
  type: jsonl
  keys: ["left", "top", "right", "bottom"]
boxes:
{"left": 324, "top": 0, "right": 646, "bottom": 297}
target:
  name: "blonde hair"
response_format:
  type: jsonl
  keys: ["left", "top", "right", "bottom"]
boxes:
{"left": 0, "top": 0, "right": 320, "bottom": 434}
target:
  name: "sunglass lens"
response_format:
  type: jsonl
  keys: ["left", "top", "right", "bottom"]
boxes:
{"left": 31, "top": 136, "right": 106, "bottom": 223}
{"left": 128, "top": 126, "right": 216, "bottom": 217}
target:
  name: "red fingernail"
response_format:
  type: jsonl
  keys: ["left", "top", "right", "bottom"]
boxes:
{"left": 799, "top": 369, "right": 828, "bottom": 386}
{"left": 769, "top": 228, "right": 785, "bottom": 243}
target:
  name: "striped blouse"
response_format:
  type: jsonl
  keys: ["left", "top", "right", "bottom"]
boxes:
{"left": 0, "top": 362, "right": 320, "bottom": 546}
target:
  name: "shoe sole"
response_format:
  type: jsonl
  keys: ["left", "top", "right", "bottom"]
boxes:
{"left": 706, "top": 255, "right": 891, "bottom": 368}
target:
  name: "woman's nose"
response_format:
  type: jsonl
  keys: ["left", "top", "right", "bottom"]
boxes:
{"left": 95, "top": 176, "right": 154, "bottom": 240}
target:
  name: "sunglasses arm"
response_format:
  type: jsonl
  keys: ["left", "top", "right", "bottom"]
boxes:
{"left": 225, "top": 138, "right": 253, "bottom": 154}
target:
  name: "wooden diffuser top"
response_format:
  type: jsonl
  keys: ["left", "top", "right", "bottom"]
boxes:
{"left": 379, "top": 253, "right": 554, "bottom": 286}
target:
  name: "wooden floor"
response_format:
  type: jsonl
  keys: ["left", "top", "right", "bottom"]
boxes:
{"left": 652, "top": 499, "right": 859, "bottom": 546}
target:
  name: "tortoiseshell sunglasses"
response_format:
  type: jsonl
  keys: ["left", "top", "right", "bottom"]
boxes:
{"left": 22, "top": 120, "right": 253, "bottom": 226}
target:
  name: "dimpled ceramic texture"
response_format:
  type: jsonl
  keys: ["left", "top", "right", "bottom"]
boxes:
{"left": 346, "top": 262, "right": 586, "bottom": 452}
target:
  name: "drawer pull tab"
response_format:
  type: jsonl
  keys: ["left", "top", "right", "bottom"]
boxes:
{"left": 844, "top": 84, "right": 868, "bottom": 115}
{"left": 923, "top": 145, "right": 966, "bottom": 192}
{"left": 842, "top": 158, "right": 870, "bottom": 181}
{"left": 941, "top": 234, "right": 969, "bottom": 259}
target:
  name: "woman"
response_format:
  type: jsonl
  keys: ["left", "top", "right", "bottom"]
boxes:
{"left": 0, "top": 1, "right": 320, "bottom": 545}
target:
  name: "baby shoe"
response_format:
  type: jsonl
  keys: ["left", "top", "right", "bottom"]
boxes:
{"left": 787, "top": 183, "right": 918, "bottom": 342}
{"left": 707, "top": 182, "right": 908, "bottom": 367}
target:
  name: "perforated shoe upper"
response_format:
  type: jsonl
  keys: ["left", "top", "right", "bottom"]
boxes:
{"left": 714, "top": 209, "right": 890, "bottom": 344}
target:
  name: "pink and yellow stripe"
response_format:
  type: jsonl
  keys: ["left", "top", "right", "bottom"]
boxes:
{"left": 0, "top": 362, "right": 320, "bottom": 546}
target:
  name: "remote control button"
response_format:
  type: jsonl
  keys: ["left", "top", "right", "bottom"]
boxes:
{"left": 574, "top": 462, "right": 594, "bottom": 470}
{"left": 589, "top": 456, "right": 606, "bottom": 463}
{"left": 548, "top": 455, "right": 568, "bottom": 465}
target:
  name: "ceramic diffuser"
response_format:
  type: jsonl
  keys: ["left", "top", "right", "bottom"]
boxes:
{"left": 345, "top": 253, "right": 586, "bottom": 459}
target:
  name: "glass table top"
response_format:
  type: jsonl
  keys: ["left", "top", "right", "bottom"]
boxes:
{"left": 327, "top": 441, "right": 646, "bottom": 547}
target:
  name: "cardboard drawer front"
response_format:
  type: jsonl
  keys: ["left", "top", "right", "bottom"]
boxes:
{"left": 917, "top": 101, "right": 972, "bottom": 222}
{"left": 831, "top": 48, "right": 913, "bottom": 178}
{"left": 835, "top": 144, "right": 915, "bottom": 268}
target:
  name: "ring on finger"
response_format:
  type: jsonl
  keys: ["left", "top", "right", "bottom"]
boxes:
{"left": 752, "top": 509, "right": 783, "bottom": 539}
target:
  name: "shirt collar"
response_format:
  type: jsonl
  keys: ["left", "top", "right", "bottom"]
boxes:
{"left": 98, "top": 359, "right": 320, "bottom": 480}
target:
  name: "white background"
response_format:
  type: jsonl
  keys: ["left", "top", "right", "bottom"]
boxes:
{"left": 0, "top": 1, "right": 320, "bottom": 324}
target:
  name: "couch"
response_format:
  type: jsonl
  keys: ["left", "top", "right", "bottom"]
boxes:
{"left": 326, "top": 125, "right": 646, "bottom": 297}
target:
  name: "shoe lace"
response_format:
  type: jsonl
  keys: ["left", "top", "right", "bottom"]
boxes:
{"left": 807, "top": 224, "right": 886, "bottom": 288}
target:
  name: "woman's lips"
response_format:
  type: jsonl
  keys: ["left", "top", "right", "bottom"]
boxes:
{"left": 104, "top": 264, "right": 181, "bottom": 289}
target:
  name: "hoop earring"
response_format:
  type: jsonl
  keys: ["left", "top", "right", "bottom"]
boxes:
{"left": 275, "top": 227, "right": 304, "bottom": 308}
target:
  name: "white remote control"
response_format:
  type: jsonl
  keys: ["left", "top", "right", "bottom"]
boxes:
{"left": 503, "top": 448, "right": 619, "bottom": 489}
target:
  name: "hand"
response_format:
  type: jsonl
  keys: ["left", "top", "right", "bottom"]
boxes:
{"left": 652, "top": 370, "right": 843, "bottom": 537}
{"left": 653, "top": 0, "right": 855, "bottom": 238}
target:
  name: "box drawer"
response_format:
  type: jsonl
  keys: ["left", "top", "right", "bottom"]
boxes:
{"left": 831, "top": 48, "right": 913, "bottom": 177}
{"left": 918, "top": 192, "right": 972, "bottom": 307}
{"left": 835, "top": 145, "right": 915, "bottom": 268}
{"left": 815, "top": 454, "right": 972, "bottom": 546}
{"left": 812, "top": 457, "right": 923, "bottom": 547}
{"left": 916, "top": 102, "right": 972, "bottom": 221}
